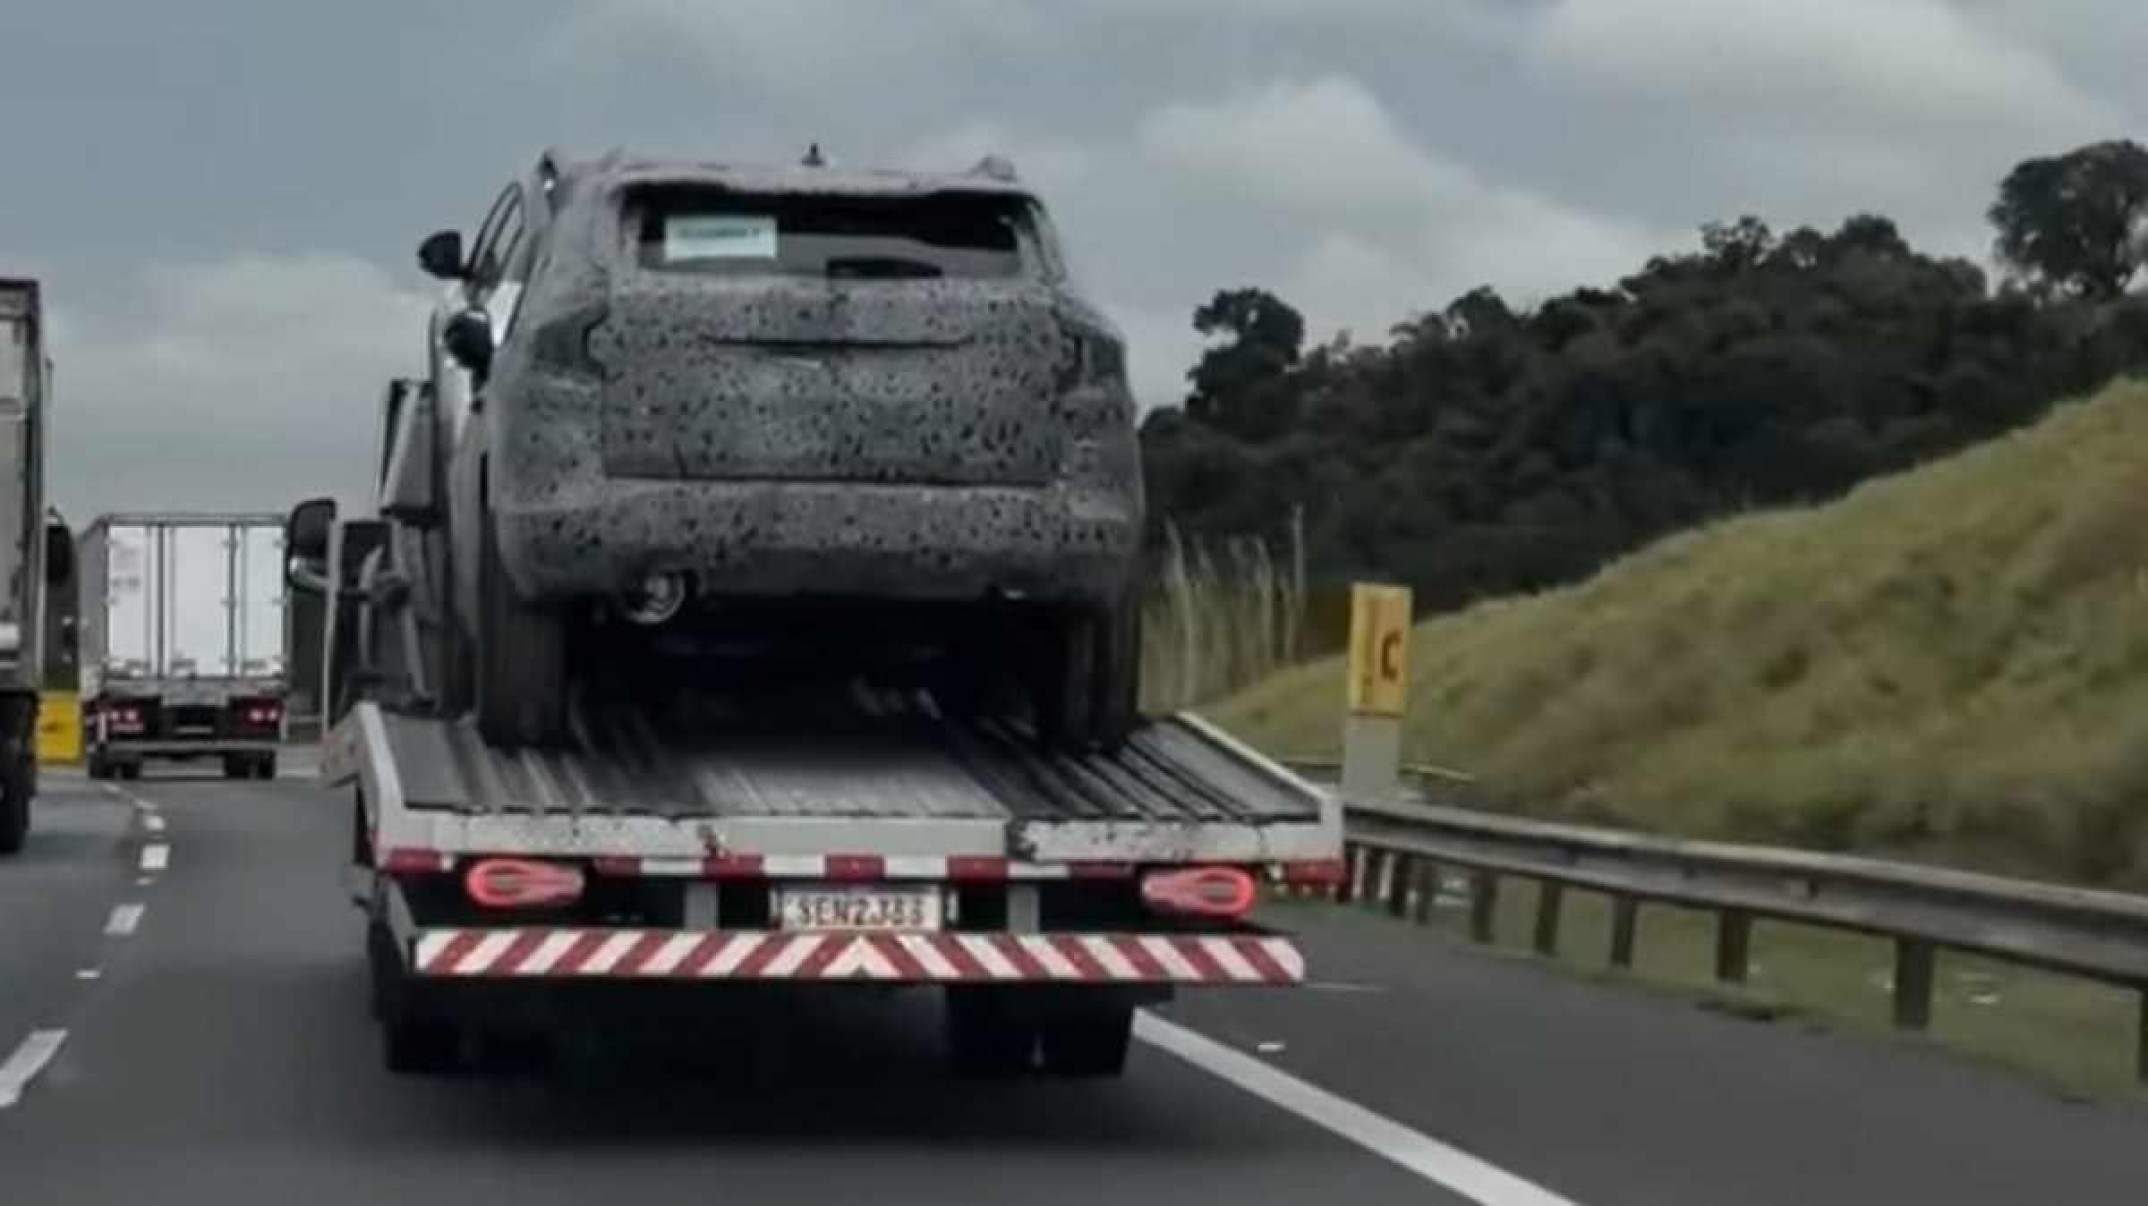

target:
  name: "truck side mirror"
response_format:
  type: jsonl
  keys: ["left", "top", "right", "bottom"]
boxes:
{"left": 43, "top": 524, "right": 72, "bottom": 586}
{"left": 418, "top": 230, "right": 466, "bottom": 281}
{"left": 286, "top": 497, "right": 337, "bottom": 593}
{"left": 442, "top": 309, "right": 495, "bottom": 378}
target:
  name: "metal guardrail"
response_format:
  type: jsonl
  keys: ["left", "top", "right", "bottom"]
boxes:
{"left": 1286, "top": 768, "right": 2148, "bottom": 1082}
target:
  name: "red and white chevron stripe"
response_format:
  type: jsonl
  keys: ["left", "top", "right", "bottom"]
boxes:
{"left": 411, "top": 928, "right": 1306, "bottom": 984}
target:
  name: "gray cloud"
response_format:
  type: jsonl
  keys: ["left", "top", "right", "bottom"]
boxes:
{"left": 4, "top": 0, "right": 2144, "bottom": 518}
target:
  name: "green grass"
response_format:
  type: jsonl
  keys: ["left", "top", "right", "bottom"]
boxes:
{"left": 1215, "top": 378, "right": 2148, "bottom": 889}
{"left": 1278, "top": 883, "right": 2145, "bottom": 1100}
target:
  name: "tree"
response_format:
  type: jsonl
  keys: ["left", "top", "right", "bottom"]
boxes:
{"left": 1186, "top": 288, "right": 1305, "bottom": 441}
{"left": 1990, "top": 140, "right": 2148, "bottom": 300}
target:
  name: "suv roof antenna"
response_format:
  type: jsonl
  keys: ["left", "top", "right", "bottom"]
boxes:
{"left": 802, "top": 142, "right": 826, "bottom": 168}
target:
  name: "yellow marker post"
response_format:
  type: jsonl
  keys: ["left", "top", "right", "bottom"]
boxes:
{"left": 1342, "top": 584, "right": 1410, "bottom": 802}
{"left": 36, "top": 690, "right": 81, "bottom": 766}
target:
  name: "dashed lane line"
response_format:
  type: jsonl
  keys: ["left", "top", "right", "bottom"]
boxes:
{"left": 1135, "top": 1012, "right": 1585, "bottom": 1206}
{"left": 140, "top": 845, "right": 169, "bottom": 873}
{"left": 0, "top": 1030, "right": 68, "bottom": 1110}
{"left": 104, "top": 904, "right": 145, "bottom": 937}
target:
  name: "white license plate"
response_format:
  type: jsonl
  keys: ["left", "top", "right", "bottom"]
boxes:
{"left": 776, "top": 884, "right": 942, "bottom": 932}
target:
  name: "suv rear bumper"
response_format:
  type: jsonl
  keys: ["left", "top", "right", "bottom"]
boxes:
{"left": 496, "top": 478, "right": 1140, "bottom": 607}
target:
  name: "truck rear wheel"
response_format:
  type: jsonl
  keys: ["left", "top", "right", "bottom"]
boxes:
{"left": 222, "top": 755, "right": 248, "bottom": 780}
{"left": 1039, "top": 1003, "right": 1134, "bottom": 1078}
{"left": 0, "top": 758, "right": 27, "bottom": 855}
{"left": 474, "top": 505, "right": 567, "bottom": 748}
{"left": 370, "top": 920, "right": 462, "bottom": 1073}
{"left": 946, "top": 989, "right": 1035, "bottom": 1076}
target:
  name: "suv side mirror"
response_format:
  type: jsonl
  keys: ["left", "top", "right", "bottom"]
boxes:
{"left": 418, "top": 230, "right": 466, "bottom": 281}
{"left": 42, "top": 523, "right": 72, "bottom": 587}
{"left": 286, "top": 497, "right": 337, "bottom": 593}
{"left": 442, "top": 309, "right": 495, "bottom": 378}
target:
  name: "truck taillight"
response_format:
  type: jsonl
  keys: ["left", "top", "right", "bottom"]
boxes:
{"left": 464, "top": 858, "right": 586, "bottom": 909}
{"left": 242, "top": 703, "right": 282, "bottom": 726}
{"left": 108, "top": 706, "right": 145, "bottom": 733}
{"left": 1140, "top": 866, "right": 1257, "bottom": 920}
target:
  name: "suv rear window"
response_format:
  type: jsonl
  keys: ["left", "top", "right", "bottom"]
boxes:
{"left": 628, "top": 190, "right": 1033, "bottom": 280}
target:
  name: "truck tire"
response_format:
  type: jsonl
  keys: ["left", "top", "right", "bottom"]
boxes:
{"left": 255, "top": 755, "right": 278, "bottom": 781}
{"left": 222, "top": 755, "right": 248, "bottom": 780}
{"left": 1038, "top": 1003, "right": 1134, "bottom": 1078}
{"left": 370, "top": 920, "right": 461, "bottom": 1073}
{"left": 0, "top": 759, "right": 27, "bottom": 855}
{"left": 945, "top": 988, "right": 1035, "bottom": 1076}
{"left": 474, "top": 505, "right": 567, "bottom": 748}
{"left": 86, "top": 749, "right": 109, "bottom": 780}
{"left": 118, "top": 762, "right": 142, "bottom": 781}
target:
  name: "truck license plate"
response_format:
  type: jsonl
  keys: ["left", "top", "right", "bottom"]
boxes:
{"left": 776, "top": 884, "right": 942, "bottom": 932}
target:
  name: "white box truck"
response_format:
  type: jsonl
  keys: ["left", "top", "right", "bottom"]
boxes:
{"left": 79, "top": 514, "right": 287, "bottom": 780}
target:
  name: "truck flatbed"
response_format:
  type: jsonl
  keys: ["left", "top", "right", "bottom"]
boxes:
{"left": 328, "top": 690, "right": 1337, "bottom": 871}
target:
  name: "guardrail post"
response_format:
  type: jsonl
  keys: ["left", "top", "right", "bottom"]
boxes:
{"left": 2138, "top": 989, "right": 2148, "bottom": 1084}
{"left": 1609, "top": 895, "right": 1639, "bottom": 969}
{"left": 1892, "top": 939, "right": 1936, "bottom": 1031}
{"left": 1336, "top": 842, "right": 1361, "bottom": 905}
{"left": 1468, "top": 870, "right": 1499, "bottom": 944}
{"left": 1410, "top": 861, "right": 1438, "bottom": 924}
{"left": 1386, "top": 853, "right": 1415, "bottom": 918}
{"left": 1714, "top": 910, "right": 1752, "bottom": 984}
{"left": 1533, "top": 882, "right": 1564, "bottom": 957}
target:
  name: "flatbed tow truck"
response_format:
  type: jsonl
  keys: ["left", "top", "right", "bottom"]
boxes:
{"left": 301, "top": 509, "right": 1341, "bottom": 1077}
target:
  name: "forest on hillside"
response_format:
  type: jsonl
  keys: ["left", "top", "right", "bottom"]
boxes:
{"left": 1141, "top": 140, "right": 2148, "bottom": 614}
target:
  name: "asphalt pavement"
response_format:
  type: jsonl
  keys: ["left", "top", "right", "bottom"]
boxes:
{"left": 0, "top": 766, "right": 2142, "bottom": 1205}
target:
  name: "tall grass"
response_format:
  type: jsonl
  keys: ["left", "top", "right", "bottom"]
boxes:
{"left": 1208, "top": 379, "right": 2148, "bottom": 889}
{"left": 1140, "top": 510, "right": 1307, "bottom": 713}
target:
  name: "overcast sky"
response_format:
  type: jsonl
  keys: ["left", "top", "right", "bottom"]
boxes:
{"left": 3, "top": 0, "right": 2143, "bottom": 520}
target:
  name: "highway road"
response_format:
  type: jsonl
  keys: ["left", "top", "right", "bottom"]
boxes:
{"left": 1, "top": 766, "right": 2143, "bottom": 1205}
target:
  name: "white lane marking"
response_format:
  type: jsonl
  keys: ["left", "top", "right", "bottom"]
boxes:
{"left": 140, "top": 845, "right": 169, "bottom": 872}
{"left": 1134, "top": 1013, "right": 1585, "bottom": 1206}
{"left": 75, "top": 969, "right": 101, "bottom": 981}
{"left": 142, "top": 814, "right": 166, "bottom": 833}
{"left": 0, "top": 1030, "right": 68, "bottom": 1109}
{"left": 105, "top": 904, "right": 145, "bottom": 936}
{"left": 135, "top": 876, "right": 153, "bottom": 888}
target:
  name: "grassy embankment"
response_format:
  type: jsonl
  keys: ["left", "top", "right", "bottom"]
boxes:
{"left": 1202, "top": 377, "right": 2148, "bottom": 1097}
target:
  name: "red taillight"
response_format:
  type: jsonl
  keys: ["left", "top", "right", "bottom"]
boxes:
{"left": 464, "top": 858, "right": 586, "bottom": 909}
{"left": 1140, "top": 866, "right": 1257, "bottom": 920}
{"left": 381, "top": 848, "right": 453, "bottom": 875}
{"left": 108, "top": 706, "right": 145, "bottom": 733}
{"left": 1279, "top": 859, "right": 1348, "bottom": 887}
